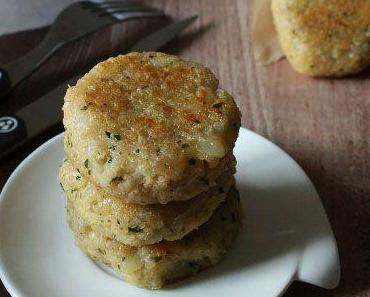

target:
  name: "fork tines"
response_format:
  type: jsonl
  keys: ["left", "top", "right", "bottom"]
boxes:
{"left": 86, "top": 1, "right": 163, "bottom": 19}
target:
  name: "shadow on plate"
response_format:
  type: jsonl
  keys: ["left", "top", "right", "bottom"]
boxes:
{"left": 167, "top": 174, "right": 333, "bottom": 289}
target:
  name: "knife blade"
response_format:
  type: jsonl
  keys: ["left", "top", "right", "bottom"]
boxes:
{"left": 130, "top": 15, "right": 197, "bottom": 52}
{"left": 0, "top": 16, "right": 197, "bottom": 161}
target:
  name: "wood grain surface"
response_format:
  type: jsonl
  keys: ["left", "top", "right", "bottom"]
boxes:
{"left": 0, "top": 0, "right": 369, "bottom": 296}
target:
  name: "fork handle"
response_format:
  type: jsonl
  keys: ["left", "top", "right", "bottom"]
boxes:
{"left": 0, "top": 36, "right": 62, "bottom": 101}
{"left": 0, "top": 113, "right": 27, "bottom": 156}
{"left": 0, "top": 68, "right": 11, "bottom": 99}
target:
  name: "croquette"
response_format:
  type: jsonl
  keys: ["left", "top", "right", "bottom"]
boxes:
{"left": 67, "top": 187, "right": 241, "bottom": 289}
{"left": 272, "top": 0, "right": 370, "bottom": 76}
{"left": 60, "top": 160, "right": 235, "bottom": 246}
{"left": 63, "top": 52, "right": 241, "bottom": 204}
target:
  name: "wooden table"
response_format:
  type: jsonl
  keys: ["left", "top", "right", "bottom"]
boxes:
{"left": 0, "top": 0, "right": 369, "bottom": 296}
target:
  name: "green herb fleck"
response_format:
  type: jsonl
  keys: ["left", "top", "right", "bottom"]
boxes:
{"left": 135, "top": 148, "right": 140, "bottom": 153}
{"left": 97, "top": 248, "right": 105, "bottom": 255}
{"left": 200, "top": 177, "right": 209, "bottom": 186}
{"left": 84, "top": 159, "right": 89, "bottom": 168}
{"left": 88, "top": 169, "right": 91, "bottom": 175}
{"left": 188, "top": 158, "right": 196, "bottom": 165}
{"left": 181, "top": 143, "right": 189, "bottom": 149}
{"left": 80, "top": 103, "right": 91, "bottom": 110}
{"left": 203, "top": 256, "right": 211, "bottom": 262}
{"left": 150, "top": 256, "right": 162, "bottom": 262}
{"left": 109, "top": 145, "right": 116, "bottom": 151}
{"left": 128, "top": 226, "right": 143, "bottom": 233}
{"left": 122, "top": 257, "right": 126, "bottom": 262}
{"left": 105, "top": 131, "right": 111, "bottom": 138}
{"left": 117, "top": 264, "right": 121, "bottom": 270}
{"left": 60, "top": 183, "right": 65, "bottom": 192}
{"left": 106, "top": 156, "right": 113, "bottom": 164}
{"left": 76, "top": 175, "right": 81, "bottom": 180}
{"left": 111, "top": 176, "right": 123, "bottom": 183}
{"left": 114, "top": 134, "right": 121, "bottom": 141}
{"left": 71, "top": 188, "right": 77, "bottom": 193}
{"left": 188, "top": 261, "right": 200, "bottom": 269}
{"left": 212, "top": 102, "right": 224, "bottom": 108}
{"left": 117, "top": 219, "right": 121, "bottom": 225}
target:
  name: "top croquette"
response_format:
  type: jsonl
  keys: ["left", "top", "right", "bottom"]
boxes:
{"left": 63, "top": 52, "right": 241, "bottom": 204}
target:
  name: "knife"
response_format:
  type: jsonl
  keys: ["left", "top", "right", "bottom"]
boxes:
{"left": 0, "top": 16, "right": 197, "bottom": 161}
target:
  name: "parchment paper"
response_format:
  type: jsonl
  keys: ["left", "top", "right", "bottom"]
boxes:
{"left": 251, "top": 0, "right": 284, "bottom": 64}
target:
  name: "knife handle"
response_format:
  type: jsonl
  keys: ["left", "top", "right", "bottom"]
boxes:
{"left": 0, "top": 114, "right": 27, "bottom": 153}
{"left": 0, "top": 68, "right": 11, "bottom": 100}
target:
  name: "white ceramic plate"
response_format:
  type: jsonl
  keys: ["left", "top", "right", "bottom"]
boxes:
{"left": 0, "top": 128, "right": 340, "bottom": 297}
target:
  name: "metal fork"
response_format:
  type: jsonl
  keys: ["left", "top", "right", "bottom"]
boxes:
{"left": 0, "top": 1, "right": 163, "bottom": 100}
